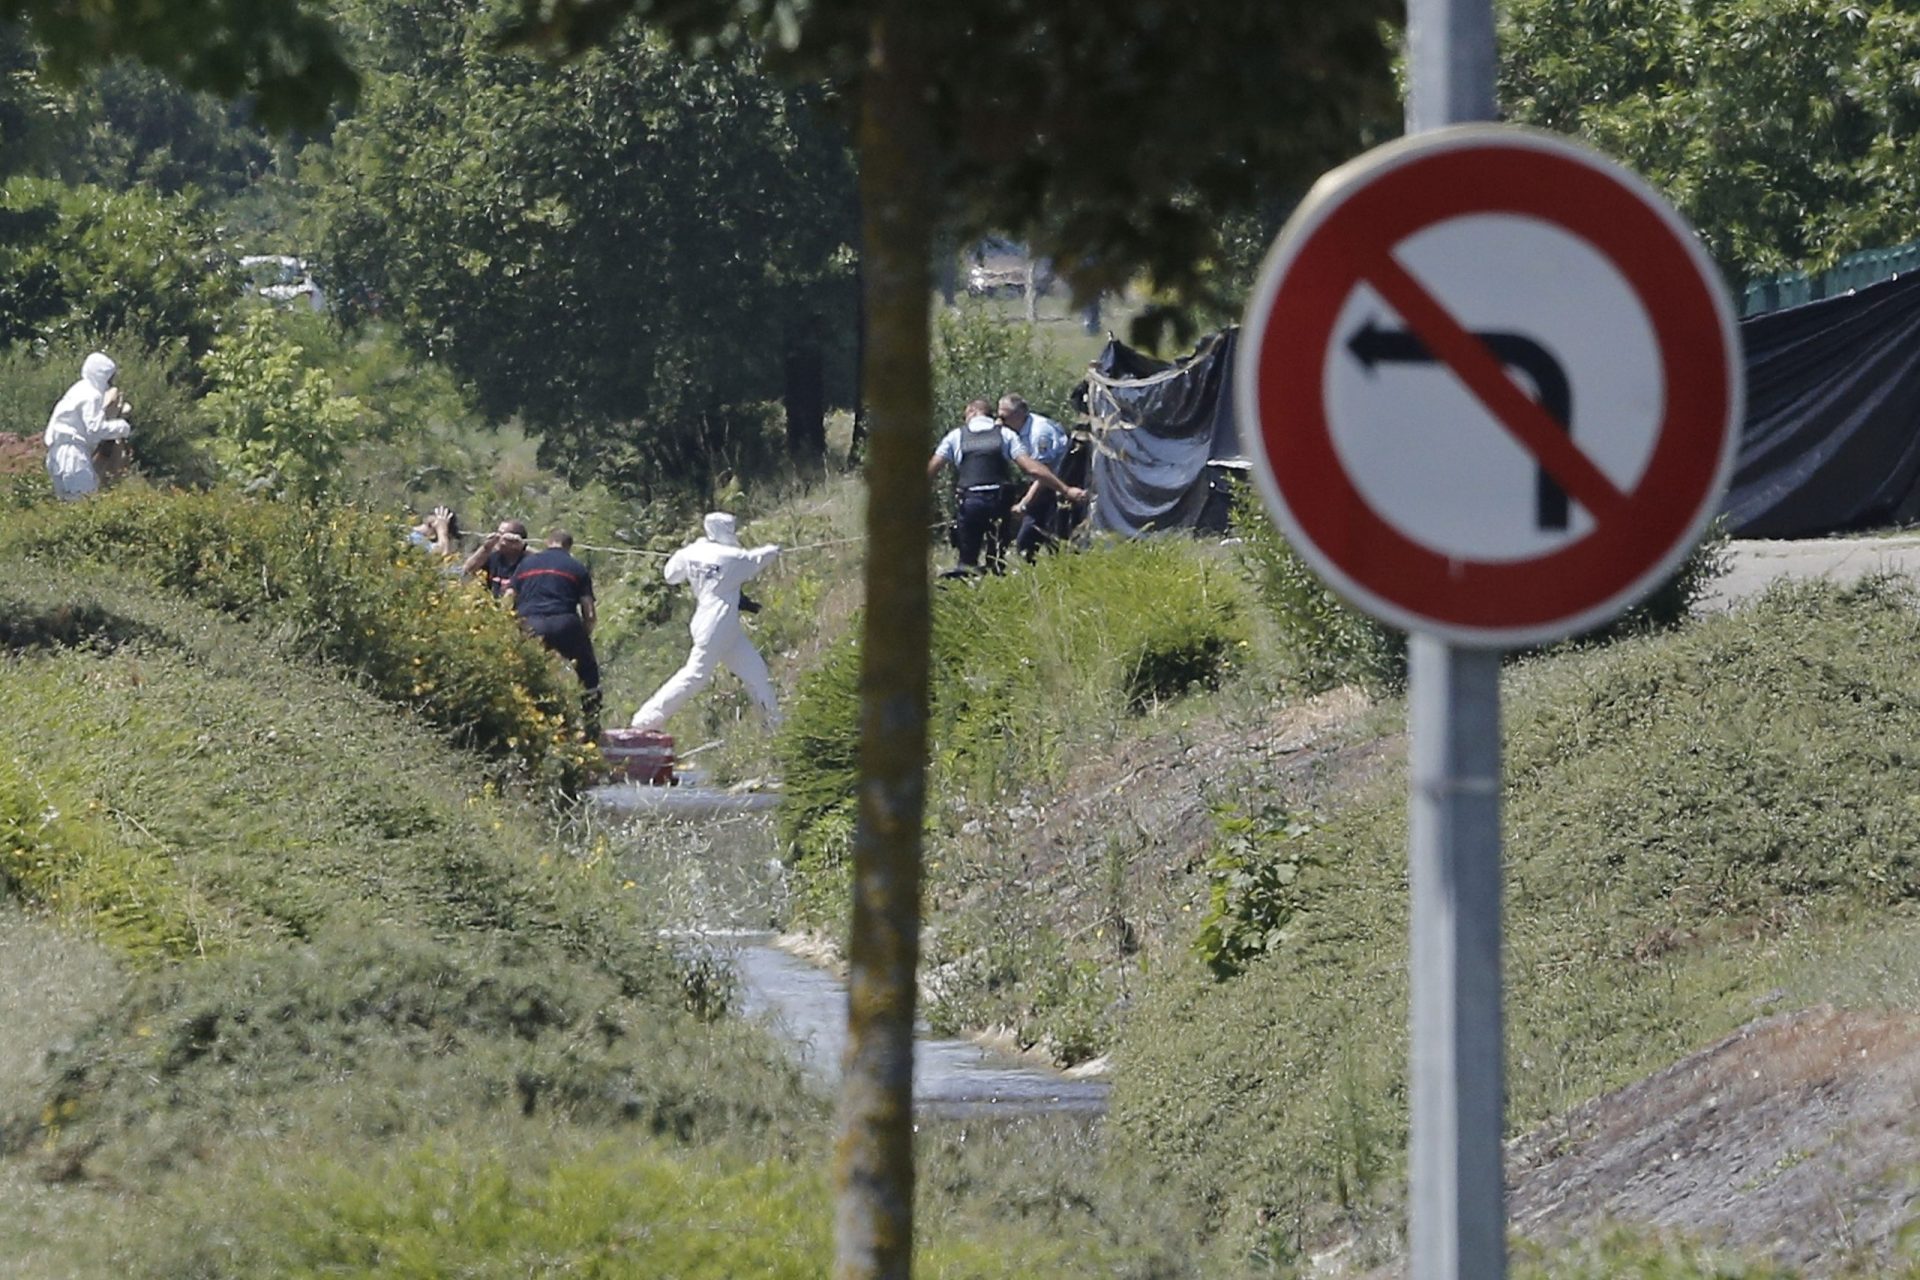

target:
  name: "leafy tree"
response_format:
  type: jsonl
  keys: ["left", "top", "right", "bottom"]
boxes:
{"left": 200, "top": 311, "right": 364, "bottom": 501}
{"left": 0, "top": 0, "right": 355, "bottom": 132}
{"left": 1500, "top": 0, "right": 1920, "bottom": 286}
{"left": 63, "top": 60, "right": 275, "bottom": 198}
{"left": 313, "top": 3, "right": 859, "bottom": 493}
{"left": 506, "top": 3, "right": 1399, "bottom": 1276}
{"left": 0, "top": 176, "right": 234, "bottom": 358}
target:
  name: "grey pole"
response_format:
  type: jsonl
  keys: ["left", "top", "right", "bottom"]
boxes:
{"left": 1407, "top": 635, "right": 1505, "bottom": 1279}
{"left": 1404, "top": 4, "right": 1504, "bottom": 1280}
{"left": 1405, "top": 0, "right": 1496, "bottom": 134}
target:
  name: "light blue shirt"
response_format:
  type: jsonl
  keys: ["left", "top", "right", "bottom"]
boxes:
{"left": 1017, "top": 411, "right": 1068, "bottom": 471}
{"left": 934, "top": 417, "right": 1031, "bottom": 468}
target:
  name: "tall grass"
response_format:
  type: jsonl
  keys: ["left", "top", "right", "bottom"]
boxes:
{"left": 775, "top": 537, "right": 1252, "bottom": 926}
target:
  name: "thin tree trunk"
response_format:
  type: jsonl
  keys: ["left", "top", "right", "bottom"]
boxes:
{"left": 784, "top": 321, "right": 827, "bottom": 470}
{"left": 835, "top": 6, "right": 934, "bottom": 1279}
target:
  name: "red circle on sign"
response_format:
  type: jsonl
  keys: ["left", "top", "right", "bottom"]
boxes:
{"left": 1237, "top": 127, "right": 1740, "bottom": 645}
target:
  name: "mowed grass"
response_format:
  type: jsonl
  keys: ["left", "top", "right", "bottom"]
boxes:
{"left": 1113, "top": 578, "right": 1920, "bottom": 1265}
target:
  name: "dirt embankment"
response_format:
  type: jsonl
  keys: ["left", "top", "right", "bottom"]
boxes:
{"left": 1506, "top": 1005, "right": 1920, "bottom": 1273}
{"left": 0, "top": 434, "right": 41, "bottom": 475}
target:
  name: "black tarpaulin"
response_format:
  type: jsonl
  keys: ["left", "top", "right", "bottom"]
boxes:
{"left": 1725, "top": 270, "right": 1920, "bottom": 538}
{"left": 1085, "top": 328, "right": 1245, "bottom": 534}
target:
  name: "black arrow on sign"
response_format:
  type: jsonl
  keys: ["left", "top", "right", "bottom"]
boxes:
{"left": 1347, "top": 318, "right": 1575, "bottom": 531}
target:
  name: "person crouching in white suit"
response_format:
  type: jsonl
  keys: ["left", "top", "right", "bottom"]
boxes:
{"left": 631, "top": 513, "right": 782, "bottom": 732}
{"left": 45, "top": 352, "right": 132, "bottom": 501}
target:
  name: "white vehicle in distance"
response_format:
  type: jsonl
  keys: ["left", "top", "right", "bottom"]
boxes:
{"left": 239, "top": 254, "right": 326, "bottom": 312}
{"left": 965, "top": 237, "right": 1054, "bottom": 298}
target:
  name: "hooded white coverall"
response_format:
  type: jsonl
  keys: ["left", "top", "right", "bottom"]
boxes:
{"left": 44, "top": 353, "right": 131, "bottom": 501}
{"left": 630, "top": 513, "right": 782, "bottom": 731}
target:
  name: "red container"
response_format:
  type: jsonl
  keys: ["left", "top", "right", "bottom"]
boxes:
{"left": 599, "top": 729, "right": 675, "bottom": 786}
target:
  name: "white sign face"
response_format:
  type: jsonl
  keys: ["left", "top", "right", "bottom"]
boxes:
{"left": 1326, "top": 213, "right": 1665, "bottom": 562}
{"left": 1236, "top": 125, "right": 1742, "bottom": 645}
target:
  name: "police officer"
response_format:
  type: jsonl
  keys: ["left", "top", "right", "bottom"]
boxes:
{"left": 928, "top": 398, "right": 1084, "bottom": 574}
{"left": 999, "top": 393, "right": 1073, "bottom": 560}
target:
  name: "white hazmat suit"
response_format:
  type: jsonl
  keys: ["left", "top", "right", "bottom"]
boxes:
{"left": 630, "top": 513, "right": 782, "bottom": 731}
{"left": 44, "top": 353, "right": 131, "bottom": 501}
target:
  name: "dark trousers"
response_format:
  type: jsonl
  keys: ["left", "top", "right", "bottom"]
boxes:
{"left": 955, "top": 486, "right": 1014, "bottom": 574}
{"left": 524, "top": 611, "right": 602, "bottom": 725}
{"left": 1014, "top": 488, "right": 1061, "bottom": 560}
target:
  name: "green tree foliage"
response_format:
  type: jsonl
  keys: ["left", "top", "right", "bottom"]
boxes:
{"left": 313, "top": 6, "right": 858, "bottom": 496}
{"left": 199, "top": 311, "right": 364, "bottom": 500}
{"left": 63, "top": 60, "right": 274, "bottom": 197}
{"left": 0, "top": 176, "right": 234, "bottom": 357}
{"left": 0, "top": 0, "right": 354, "bottom": 133}
{"left": 1500, "top": 0, "right": 1920, "bottom": 286}
{"left": 930, "top": 302, "right": 1078, "bottom": 433}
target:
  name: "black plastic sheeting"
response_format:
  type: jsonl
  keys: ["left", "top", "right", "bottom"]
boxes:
{"left": 1724, "top": 270, "right": 1920, "bottom": 538}
{"left": 1088, "top": 277, "right": 1920, "bottom": 541}
{"left": 1084, "top": 328, "right": 1245, "bottom": 535}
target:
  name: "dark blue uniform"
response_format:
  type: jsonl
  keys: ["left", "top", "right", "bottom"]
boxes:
{"left": 510, "top": 547, "right": 601, "bottom": 724}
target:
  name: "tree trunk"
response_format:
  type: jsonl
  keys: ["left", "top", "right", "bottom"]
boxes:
{"left": 835, "top": 6, "right": 934, "bottom": 1280}
{"left": 784, "top": 323, "right": 827, "bottom": 470}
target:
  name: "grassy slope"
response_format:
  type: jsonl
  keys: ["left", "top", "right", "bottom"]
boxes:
{"left": 0, "top": 566, "right": 1184, "bottom": 1277}
{"left": 1111, "top": 578, "right": 1920, "bottom": 1268}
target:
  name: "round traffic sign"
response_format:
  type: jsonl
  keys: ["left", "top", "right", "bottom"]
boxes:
{"left": 1236, "top": 125, "right": 1742, "bottom": 646}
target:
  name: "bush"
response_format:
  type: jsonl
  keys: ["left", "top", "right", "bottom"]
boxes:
{"left": 931, "top": 301, "right": 1079, "bottom": 432}
{"left": 775, "top": 538, "right": 1249, "bottom": 924}
{"left": 199, "top": 310, "right": 364, "bottom": 500}
{"left": 0, "top": 491, "right": 594, "bottom": 786}
{"left": 0, "top": 177, "right": 234, "bottom": 357}
{"left": 1193, "top": 805, "right": 1319, "bottom": 979}
{"left": 1229, "top": 479, "right": 1407, "bottom": 694}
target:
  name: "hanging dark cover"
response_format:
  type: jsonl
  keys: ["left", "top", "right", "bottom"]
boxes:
{"left": 1084, "top": 328, "right": 1246, "bottom": 535}
{"left": 1724, "top": 270, "right": 1920, "bottom": 538}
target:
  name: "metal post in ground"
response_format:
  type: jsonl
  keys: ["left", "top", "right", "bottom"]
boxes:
{"left": 1404, "top": 4, "right": 1503, "bottom": 1278}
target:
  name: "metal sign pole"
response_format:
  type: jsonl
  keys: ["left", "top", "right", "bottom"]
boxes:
{"left": 1405, "top": 3, "right": 1503, "bottom": 1279}
{"left": 1407, "top": 635, "right": 1505, "bottom": 1278}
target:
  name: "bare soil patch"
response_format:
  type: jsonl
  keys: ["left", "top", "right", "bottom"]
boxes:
{"left": 1507, "top": 1006, "right": 1920, "bottom": 1273}
{"left": 0, "top": 434, "right": 40, "bottom": 476}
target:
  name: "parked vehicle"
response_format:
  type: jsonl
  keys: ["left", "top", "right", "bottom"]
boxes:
{"left": 965, "top": 238, "right": 1054, "bottom": 298}
{"left": 239, "top": 254, "right": 326, "bottom": 312}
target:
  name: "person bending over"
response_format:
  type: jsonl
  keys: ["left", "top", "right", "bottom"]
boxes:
{"left": 506, "top": 528, "right": 601, "bottom": 728}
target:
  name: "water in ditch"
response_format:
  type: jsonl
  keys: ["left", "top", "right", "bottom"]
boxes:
{"left": 591, "top": 786, "right": 1109, "bottom": 1118}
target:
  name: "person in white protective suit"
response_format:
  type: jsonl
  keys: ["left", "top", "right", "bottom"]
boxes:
{"left": 630, "top": 513, "right": 782, "bottom": 731}
{"left": 44, "top": 353, "right": 132, "bottom": 501}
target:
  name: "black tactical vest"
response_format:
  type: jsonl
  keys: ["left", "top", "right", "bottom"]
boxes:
{"left": 956, "top": 425, "right": 1013, "bottom": 489}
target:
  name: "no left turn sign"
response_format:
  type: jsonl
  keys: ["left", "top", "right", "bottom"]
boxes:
{"left": 1236, "top": 125, "right": 1742, "bottom": 646}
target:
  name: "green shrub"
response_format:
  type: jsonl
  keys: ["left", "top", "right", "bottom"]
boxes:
{"left": 774, "top": 538, "right": 1250, "bottom": 923}
{"left": 127, "top": 1126, "right": 1178, "bottom": 1280}
{"left": 1229, "top": 481, "right": 1731, "bottom": 692}
{"left": 0, "top": 491, "right": 593, "bottom": 785}
{"left": 199, "top": 310, "right": 365, "bottom": 501}
{"left": 1229, "top": 480, "right": 1406, "bottom": 694}
{"left": 1193, "top": 805, "right": 1318, "bottom": 979}
{"left": 0, "top": 177, "right": 233, "bottom": 357}
{"left": 931, "top": 301, "right": 1079, "bottom": 432}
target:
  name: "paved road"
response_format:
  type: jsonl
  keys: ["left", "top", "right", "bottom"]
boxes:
{"left": 1705, "top": 534, "right": 1920, "bottom": 611}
